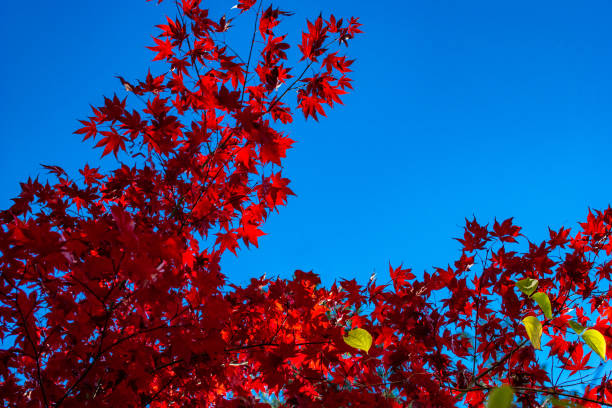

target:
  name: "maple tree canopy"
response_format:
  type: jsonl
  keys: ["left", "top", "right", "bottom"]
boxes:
{"left": 1, "top": 1, "right": 612, "bottom": 407}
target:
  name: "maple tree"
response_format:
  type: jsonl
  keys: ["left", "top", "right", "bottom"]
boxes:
{"left": 1, "top": 1, "right": 612, "bottom": 407}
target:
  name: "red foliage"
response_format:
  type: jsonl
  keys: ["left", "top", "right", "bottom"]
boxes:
{"left": 1, "top": 1, "right": 611, "bottom": 408}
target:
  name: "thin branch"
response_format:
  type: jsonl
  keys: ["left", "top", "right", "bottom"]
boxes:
{"left": 475, "top": 339, "right": 527, "bottom": 383}
{"left": 240, "top": 0, "right": 263, "bottom": 105}
{"left": 142, "top": 374, "right": 178, "bottom": 407}
{"left": 225, "top": 340, "right": 331, "bottom": 352}
{"left": 15, "top": 299, "right": 49, "bottom": 408}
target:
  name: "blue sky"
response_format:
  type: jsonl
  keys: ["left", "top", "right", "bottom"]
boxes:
{"left": 1, "top": 0, "right": 611, "bottom": 287}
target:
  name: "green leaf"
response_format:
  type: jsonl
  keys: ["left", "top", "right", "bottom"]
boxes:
{"left": 550, "top": 397, "right": 578, "bottom": 407}
{"left": 582, "top": 329, "right": 607, "bottom": 360}
{"left": 568, "top": 320, "right": 585, "bottom": 335}
{"left": 487, "top": 385, "right": 513, "bottom": 408}
{"left": 531, "top": 292, "right": 552, "bottom": 319}
{"left": 522, "top": 316, "right": 542, "bottom": 350}
{"left": 343, "top": 328, "right": 373, "bottom": 353}
{"left": 516, "top": 278, "right": 538, "bottom": 296}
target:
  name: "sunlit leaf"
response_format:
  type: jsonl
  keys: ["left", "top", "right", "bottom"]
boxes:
{"left": 582, "top": 329, "right": 607, "bottom": 360}
{"left": 487, "top": 385, "right": 513, "bottom": 408}
{"left": 343, "top": 328, "right": 373, "bottom": 353}
{"left": 522, "top": 316, "right": 542, "bottom": 350}
{"left": 516, "top": 278, "right": 538, "bottom": 296}
{"left": 531, "top": 292, "right": 552, "bottom": 319}
{"left": 568, "top": 320, "right": 585, "bottom": 335}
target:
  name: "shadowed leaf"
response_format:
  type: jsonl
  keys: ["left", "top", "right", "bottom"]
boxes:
{"left": 532, "top": 292, "right": 552, "bottom": 319}
{"left": 487, "top": 385, "right": 513, "bottom": 408}
{"left": 516, "top": 278, "right": 538, "bottom": 296}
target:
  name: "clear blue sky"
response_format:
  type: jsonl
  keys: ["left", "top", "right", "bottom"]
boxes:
{"left": 1, "top": 0, "right": 611, "bottom": 287}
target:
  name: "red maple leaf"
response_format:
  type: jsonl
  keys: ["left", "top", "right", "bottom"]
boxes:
{"left": 94, "top": 128, "right": 127, "bottom": 157}
{"left": 147, "top": 36, "right": 174, "bottom": 61}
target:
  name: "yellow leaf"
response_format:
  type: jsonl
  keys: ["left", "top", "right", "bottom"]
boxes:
{"left": 583, "top": 329, "right": 607, "bottom": 360}
{"left": 522, "top": 316, "right": 542, "bottom": 350}
{"left": 531, "top": 292, "right": 552, "bottom": 320}
{"left": 516, "top": 278, "right": 538, "bottom": 296}
{"left": 487, "top": 385, "right": 513, "bottom": 408}
{"left": 343, "top": 328, "right": 373, "bottom": 353}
